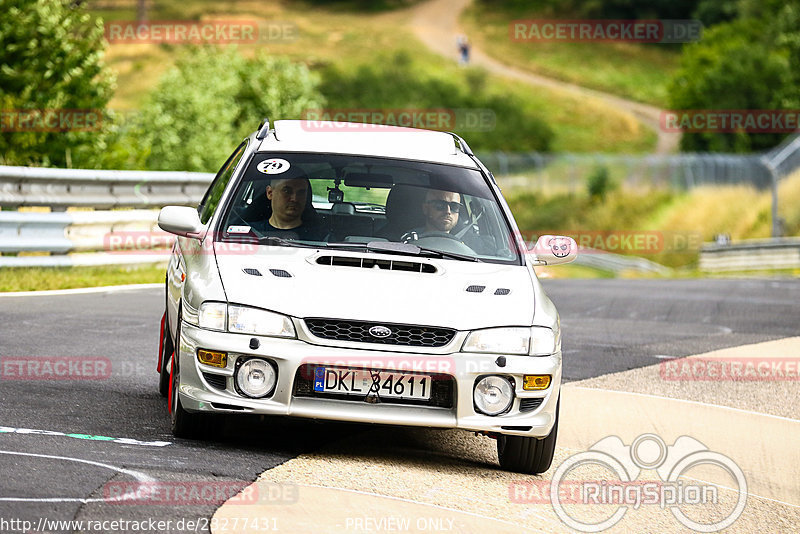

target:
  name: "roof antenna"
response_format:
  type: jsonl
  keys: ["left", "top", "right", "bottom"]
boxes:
{"left": 256, "top": 117, "right": 271, "bottom": 140}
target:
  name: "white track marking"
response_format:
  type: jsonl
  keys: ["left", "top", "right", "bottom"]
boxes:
{"left": 0, "top": 283, "right": 161, "bottom": 298}
{"left": 0, "top": 450, "right": 154, "bottom": 503}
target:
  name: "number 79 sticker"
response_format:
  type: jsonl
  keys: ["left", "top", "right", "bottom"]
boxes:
{"left": 257, "top": 158, "right": 291, "bottom": 175}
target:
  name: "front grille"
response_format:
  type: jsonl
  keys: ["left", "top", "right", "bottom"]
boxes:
{"left": 202, "top": 372, "right": 227, "bottom": 391}
{"left": 293, "top": 364, "right": 454, "bottom": 408}
{"left": 519, "top": 397, "right": 544, "bottom": 412}
{"left": 304, "top": 318, "right": 456, "bottom": 347}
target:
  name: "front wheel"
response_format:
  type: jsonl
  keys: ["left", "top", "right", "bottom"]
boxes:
{"left": 158, "top": 312, "right": 173, "bottom": 397}
{"left": 169, "top": 314, "right": 207, "bottom": 439}
{"left": 497, "top": 399, "right": 559, "bottom": 474}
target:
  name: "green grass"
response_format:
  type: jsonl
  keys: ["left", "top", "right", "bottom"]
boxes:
{"left": 460, "top": 3, "right": 680, "bottom": 106}
{"left": 506, "top": 169, "right": 800, "bottom": 269}
{"left": 0, "top": 265, "right": 165, "bottom": 292}
{"left": 91, "top": 1, "right": 656, "bottom": 153}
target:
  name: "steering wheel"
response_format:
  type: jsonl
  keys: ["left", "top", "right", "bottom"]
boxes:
{"left": 418, "top": 231, "right": 462, "bottom": 241}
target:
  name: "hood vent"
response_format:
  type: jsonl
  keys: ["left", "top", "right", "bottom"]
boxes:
{"left": 466, "top": 285, "right": 485, "bottom": 293}
{"left": 316, "top": 255, "right": 436, "bottom": 274}
{"left": 242, "top": 268, "right": 262, "bottom": 276}
{"left": 269, "top": 269, "right": 293, "bottom": 278}
{"left": 494, "top": 288, "right": 511, "bottom": 295}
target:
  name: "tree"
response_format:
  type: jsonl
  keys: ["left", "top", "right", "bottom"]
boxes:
{"left": 668, "top": 17, "right": 798, "bottom": 152}
{"left": 0, "top": 0, "right": 114, "bottom": 167}
{"left": 136, "top": 48, "right": 324, "bottom": 171}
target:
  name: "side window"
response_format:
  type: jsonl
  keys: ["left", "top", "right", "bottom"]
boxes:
{"left": 198, "top": 141, "right": 248, "bottom": 224}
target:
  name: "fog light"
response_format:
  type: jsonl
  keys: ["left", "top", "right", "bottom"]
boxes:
{"left": 197, "top": 349, "right": 227, "bottom": 368}
{"left": 523, "top": 375, "right": 551, "bottom": 391}
{"left": 474, "top": 376, "right": 514, "bottom": 416}
{"left": 235, "top": 359, "right": 277, "bottom": 398}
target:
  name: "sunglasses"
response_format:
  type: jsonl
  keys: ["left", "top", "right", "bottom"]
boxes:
{"left": 426, "top": 200, "right": 462, "bottom": 213}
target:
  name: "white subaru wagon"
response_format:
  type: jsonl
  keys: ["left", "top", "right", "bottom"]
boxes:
{"left": 157, "top": 119, "right": 576, "bottom": 474}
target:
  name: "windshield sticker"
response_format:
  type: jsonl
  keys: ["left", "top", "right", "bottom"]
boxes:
{"left": 257, "top": 158, "right": 291, "bottom": 175}
{"left": 227, "top": 225, "right": 251, "bottom": 234}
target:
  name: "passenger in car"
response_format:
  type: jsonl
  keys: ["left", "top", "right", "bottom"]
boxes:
{"left": 251, "top": 176, "right": 326, "bottom": 241}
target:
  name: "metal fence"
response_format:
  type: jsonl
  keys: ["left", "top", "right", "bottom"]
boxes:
{"left": 480, "top": 132, "right": 800, "bottom": 192}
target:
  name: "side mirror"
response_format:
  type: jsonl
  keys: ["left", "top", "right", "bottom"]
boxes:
{"left": 158, "top": 206, "right": 204, "bottom": 238}
{"left": 529, "top": 235, "right": 578, "bottom": 265}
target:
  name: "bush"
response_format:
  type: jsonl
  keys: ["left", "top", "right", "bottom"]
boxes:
{"left": 0, "top": 0, "right": 115, "bottom": 167}
{"left": 135, "top": 48, "right": 324, "bottom": 171}
{"left": 318, "top": 51, "right": 553, "bottom": 152}
{"left": 587, "top": 167, "right": 613, "bottom": 200}
{"left": 668, "top": 1, "right": 800, "bottom": 153}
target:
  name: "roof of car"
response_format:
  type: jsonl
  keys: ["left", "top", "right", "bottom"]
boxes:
{"left": 255, "top": 120, "right": 479, "bottom": 168}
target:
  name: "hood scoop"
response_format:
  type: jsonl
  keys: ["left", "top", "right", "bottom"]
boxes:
{"left": 242, "top": 268, "right": 262, "bottom": 277}
{"left": 316, "top": 255, "right": 437, "bottom": 274}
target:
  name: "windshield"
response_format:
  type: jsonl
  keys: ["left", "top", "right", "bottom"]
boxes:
{"left": 217, "top": 152, "right": 520, "bottom": 264}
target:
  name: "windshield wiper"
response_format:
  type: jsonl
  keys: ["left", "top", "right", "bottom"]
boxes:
{"left": 258, "top": 236, "right": 320, "bottom": 249}
{"left": 415, "top": 246, "right": 480, "bottom": 262}
{"left": 325, "top": 241, "right": 480, "bottom": 262}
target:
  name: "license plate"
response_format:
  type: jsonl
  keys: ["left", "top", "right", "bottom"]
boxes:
{"left": 313, "top": 367, "right": 432, "bottom": 401}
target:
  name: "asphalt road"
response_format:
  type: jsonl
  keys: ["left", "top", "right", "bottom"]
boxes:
{"left": 0, "top": 278, "right": 797, "bottom": 533}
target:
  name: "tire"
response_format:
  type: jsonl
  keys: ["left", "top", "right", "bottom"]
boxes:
{"left": 497, "top": 399, "right": 559, "bottom": 474}
{"left": 169, "top": 311, "right": 207, "bottom": 439}
{"left": 158, "top": 311, "right": 173, "bottom": 398}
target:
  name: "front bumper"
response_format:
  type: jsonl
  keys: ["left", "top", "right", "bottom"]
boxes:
{"left": 176, "top": 321, "right": 561, "bottom": 438}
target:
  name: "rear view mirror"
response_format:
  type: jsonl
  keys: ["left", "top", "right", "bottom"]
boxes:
{"left": 529, "top": 235, "right": 578, "bottom": 265}
{"left": 343, "top": 172, "right": 393, "bottom": 188}
{"left": 158, "top": 206, "right": 204, "bottom": 238}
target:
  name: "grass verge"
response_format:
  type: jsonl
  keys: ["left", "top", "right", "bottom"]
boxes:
{"left": 0, "top": 265, "right": 165, "bottom": 292}
{"left": 460, "top": 2, "right": 680, "bottom": 106}
{"left": 92, "top": 1, "right": 656, "bottom": 153}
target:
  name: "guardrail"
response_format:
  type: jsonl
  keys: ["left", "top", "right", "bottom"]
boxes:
{"left": 573, "top": 249, "right": 672, "bottom": 275}
{"left": 0, "top": 165, "right": 212, "bottom": 267}
{"left": 700, "top": 238, "right": 800, "bottom": 272}
{"left": 0, "top": 165, "right": 213, "bottom": 209}
{"left": 0, "top": 210, "right": 174, "bottom": 267}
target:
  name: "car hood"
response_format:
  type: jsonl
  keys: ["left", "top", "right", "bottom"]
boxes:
{"left": 215, "top": 246, "right": 535, "bottom": 330}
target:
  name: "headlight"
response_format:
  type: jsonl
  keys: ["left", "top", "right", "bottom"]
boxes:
{"left": 530, "top": 326, "right": 559, "bottom": 356}
{"left": 462, "top": 326, "right": 558, "bottom": 356}
{"left": 474, "top": 375, "right": 514, "bottom": 415}
{"left": 228, "top": 305, "right": 295, "bottom": 338}
{"left": 235, "top": 358, "right": 277, "bottom": 398}
{"left": 462, "top": 327, "right": 531, "bottom": 355}
{"left": 198, "top": 302, "right": 227, "bottom": 331}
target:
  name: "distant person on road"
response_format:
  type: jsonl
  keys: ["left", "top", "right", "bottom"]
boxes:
{"left": 252, "top": 176, "right": 325, "bottom": 241}
{"left": 457, "top": 34, "right": 470, "bottom": 66}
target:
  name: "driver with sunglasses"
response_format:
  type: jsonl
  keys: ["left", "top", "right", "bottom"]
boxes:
{"left": 421, "top": 189, "right": 463, "bottom": 233}
{"left": 405, "top": 188, "right": 495, "bottom": 255}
